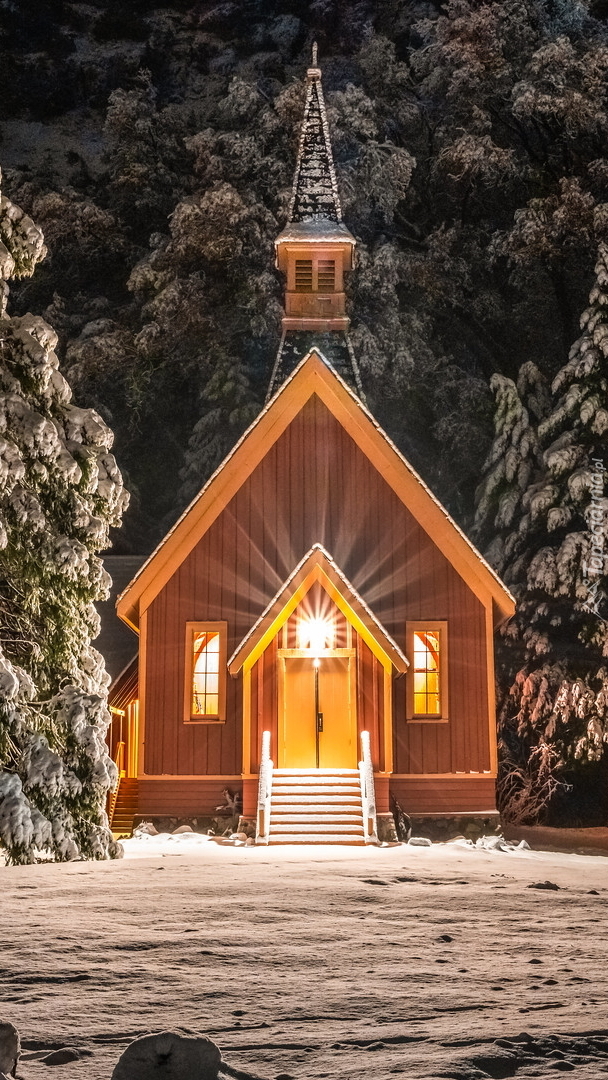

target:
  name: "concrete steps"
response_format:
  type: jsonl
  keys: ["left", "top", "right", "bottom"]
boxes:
{"left": 267, "top": 769, "right": 366, "bottom": 845}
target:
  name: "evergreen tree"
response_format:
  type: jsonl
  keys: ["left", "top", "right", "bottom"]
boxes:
{"left": 103, "top": 69, "right": 188, "bottom": 240}
{"left": 473, "top": 361, "right": 550, "bottom": 578}
{"left": 7, "top": 3, "right": 608, "bottom": 546}
{"left": 475, "top": 245, "right": 608, "bottom": 823}
{"left": 0, "top": 168, "right": 128, "bottom": 864}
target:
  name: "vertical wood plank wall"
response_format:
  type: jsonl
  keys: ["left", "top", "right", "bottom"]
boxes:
{"left": 143, "top": 395, "right": 489, "bottom": 778}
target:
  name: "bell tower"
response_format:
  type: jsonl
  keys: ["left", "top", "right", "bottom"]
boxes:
{"left": 268, "top": 45, "right": 363, "bottom": 400}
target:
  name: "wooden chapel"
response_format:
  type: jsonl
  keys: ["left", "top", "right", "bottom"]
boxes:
{"left": 110, "top": 49, "right": 515, "bottom": 843}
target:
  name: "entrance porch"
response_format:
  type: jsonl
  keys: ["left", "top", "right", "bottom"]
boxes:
{"left": 229, "top": 545, "right": 407, "bottom": 844}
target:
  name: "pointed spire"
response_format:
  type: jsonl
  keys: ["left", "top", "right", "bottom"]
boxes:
{"left": 268, "top": 46, "right": 362, "bottom": 404}
{"left": 288, "top": 45, "right": 342, "bottom": 224}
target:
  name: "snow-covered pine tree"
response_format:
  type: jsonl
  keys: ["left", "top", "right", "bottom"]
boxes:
{"left": 473, "top": 360, "right": 550, "bottom": 580}
{"left": 475, "top": 245, "right": 608, "bottom": 823}
{"left": 0, "top": 167, "right": 129, "bottom": 864}
{"left": 178, "top": 354, "right": 259, "bottom": 509}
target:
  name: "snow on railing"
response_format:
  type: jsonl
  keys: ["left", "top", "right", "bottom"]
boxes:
{"left": 359, "top": 731, "right": 378, "bottom": 844}
{"left": 256, "top": 731, "right": 273, "bottom": 845}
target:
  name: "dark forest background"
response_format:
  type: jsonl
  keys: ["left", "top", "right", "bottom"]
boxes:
{"left": 3, "top": 0, "right": 608, "bottom": 553}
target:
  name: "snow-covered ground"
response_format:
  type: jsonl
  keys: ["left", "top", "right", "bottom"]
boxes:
{"left": 3, "top": 838, "right": 608, "bottom": 1079}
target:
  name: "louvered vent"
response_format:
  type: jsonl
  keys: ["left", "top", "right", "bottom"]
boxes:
{"left": 317, "top": 260, "right": 335, "bottom": 291}
{"left": 295, "top": 260, "right": 313, "bottom": 291}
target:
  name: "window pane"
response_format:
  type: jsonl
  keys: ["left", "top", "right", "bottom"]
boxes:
{"left": 426, "top": 672, "right": 439, "bottom": 695}
{"left": 413, "top": 672, "right": 427, "bottom": 695}
{"left": 205, "top": 694, "right": 219, "bottom": 715}
{"left": 192, "top": 631, "right": 221, "bottom": 716}
{"left": 412, "top": 630, "right": 441, "bottom": 715}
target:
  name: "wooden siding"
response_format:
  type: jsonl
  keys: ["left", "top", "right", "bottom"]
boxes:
{"left": 138, "top": 778, "right": 241, "bottom": 816}
{"left": 374, "top": 776, "right": 390, "bottom": 815}
{"left": 143, "top": 394, "right": 490, "bottom": 778}
{"left": 139, "top": 777, "right": 495, "bottom": 816}
{"left": 391, "top": 777, "right": 496, "bottom": 814}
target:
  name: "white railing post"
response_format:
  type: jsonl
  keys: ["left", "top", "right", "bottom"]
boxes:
{"left": 359, "top": 730, "right": 378, "bottom": 844}
{"left": 256, "top": 730, "right": 273, "bottom": 845}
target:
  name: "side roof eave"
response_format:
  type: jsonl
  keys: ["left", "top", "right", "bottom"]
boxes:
{"left": 228, "top": 543, "right": 409, "bottom": 675}
{"left": 116, "top": 349, "right": 515, "bottom": 631}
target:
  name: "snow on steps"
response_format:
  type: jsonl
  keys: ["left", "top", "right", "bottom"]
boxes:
{"left": 267, "top": 769, "right": 366, "bottom": 845}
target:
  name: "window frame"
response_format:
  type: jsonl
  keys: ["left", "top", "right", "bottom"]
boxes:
{"left": 405, "top": 620, "right": 449, "bottom": 723}
{"left": 184, "top": 621, "right": 227, "bottom": 724}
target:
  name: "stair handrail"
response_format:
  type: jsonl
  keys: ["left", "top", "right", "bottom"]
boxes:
{"left": 358, "top": 730, "right": 378, "bottom": 844}
{"left": 107, "top": 741, "right": 125, "bottom": 826}
{"left": 256, "top": 730, "right": 273, "bottom": 845}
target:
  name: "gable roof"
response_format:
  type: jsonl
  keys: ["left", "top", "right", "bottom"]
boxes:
{"left": 108, "top": 655, "right": 138, "bottom": 712}
{"left": 116, "top": 349, "right": 516, "bottom": 632}
{"left": 228, "top": 543, "right": 408, "bottom": 675}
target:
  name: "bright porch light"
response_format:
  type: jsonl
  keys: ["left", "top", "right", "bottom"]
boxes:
{"left": 298, "top": 616, "right": 334, "bottom": 653}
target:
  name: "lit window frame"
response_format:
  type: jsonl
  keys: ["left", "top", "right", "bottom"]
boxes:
{"left": 405, "top": 620, "right": 449, "bottom": 723}
{"left": 184, "top": 621, "right": 227, "bottom": 725}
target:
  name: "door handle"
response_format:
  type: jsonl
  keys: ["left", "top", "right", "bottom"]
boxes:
{"left": 317, "top": 712, "right": 324, "bottom": 732}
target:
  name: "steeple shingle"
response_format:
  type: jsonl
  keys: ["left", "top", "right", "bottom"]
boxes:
{"left": 288, "top": 48, "right": 342, "bottom": 224}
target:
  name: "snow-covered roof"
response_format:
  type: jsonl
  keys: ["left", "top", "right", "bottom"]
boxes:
{"left": 276, "top": 219, "right": 355, "bottom": 244}
{"left": 108, "top": 655, "right": 138, "bottom": 711}
{"left": 267, "top": 329, "right": 363, "bottom": 402}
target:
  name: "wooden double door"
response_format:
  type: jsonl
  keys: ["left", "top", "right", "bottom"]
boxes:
{"left": 277, "top": 649, "right": 357, "bottom": 769}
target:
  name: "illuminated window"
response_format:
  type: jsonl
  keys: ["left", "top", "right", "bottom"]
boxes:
{"left": 406, "top": 622, "right": 448, "bottom": 722}
{"left": 295, "top": 260, "right": 313, "bottom": 291}
{"left": 413, "top": 631, "right": 440, "bottom": 715}
{"left": 184, "top": 622, "right": 227, "bottom": 723}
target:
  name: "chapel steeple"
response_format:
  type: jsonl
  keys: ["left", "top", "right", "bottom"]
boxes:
{"left": 288, "top": 40, "right": 342, "bottom": 224}
{"left": 267, "top": 45, "right": 363, "bottom": 401}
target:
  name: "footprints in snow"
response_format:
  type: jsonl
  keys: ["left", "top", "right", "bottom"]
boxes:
{"left": 439, "top": 1030, "right": 608, "bottom": 1079}
{"left": 361, "top": 876, "right": 470, "bottom": 887}
{"left": 361, "top": 874, "right": 605, "bottom": 893}
{"left": 356, "top": 876, "right": 592, "bottom": 1011}
{"left": 13, "top": 1025, "right": 608, "bottom": 1077}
